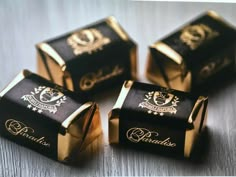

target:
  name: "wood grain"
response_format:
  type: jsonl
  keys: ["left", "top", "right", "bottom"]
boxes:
{"left": 0, "top": 0, "right": 236, "bottom": 176}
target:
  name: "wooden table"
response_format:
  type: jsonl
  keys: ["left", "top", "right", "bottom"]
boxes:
{"left": 0, "top": 1, "right": 236, "bottom": 176}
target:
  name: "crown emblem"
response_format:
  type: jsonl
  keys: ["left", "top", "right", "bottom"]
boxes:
{"left": 180, "top": 24, "right": 219, "bottom": 50}
{"left": 67, "top": 28, "right": 111, "bottom": 55}
{"left": 21, "top": 86, "right": 67, "bottom": 114}
{"left": 139, "top": 90, "right": 179, "bottom": 116}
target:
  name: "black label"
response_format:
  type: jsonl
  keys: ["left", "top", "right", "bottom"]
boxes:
{"left": 119, "top": 117, "right": 185, "bottom": 156}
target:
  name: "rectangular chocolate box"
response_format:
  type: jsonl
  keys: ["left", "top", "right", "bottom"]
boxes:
{"left": 146, "top": 11, "right": 236, "bottom": 92}
{"left": 36, "top": 16, "right": 137, "bottom": 95}
{"left": 109, "top": 81, "right": 208, "bottom": 157}
{"left": 0, "top": 70, "right": 102, "bottom": 163}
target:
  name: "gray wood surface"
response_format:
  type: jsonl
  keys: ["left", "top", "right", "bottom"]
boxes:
{"left": 0, "top": 0, "right": 236, "bottom": 176}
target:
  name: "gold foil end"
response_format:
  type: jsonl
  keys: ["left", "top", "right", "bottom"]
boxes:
{"left": 63, "top": 71, "right": 74, "bottom": 91}
{"left": 37, "top": 44, "right": 67, "bottom": 89}
{"left": 130, "top": 46, "right": 138, "bottom": 80}
{"left": 109, "top": 116, "right": 119, "bottom": 144}
{"left": 80, "top": 103, "right": 102, "bottom": 150}
{"left": 207, "top": 10, "right": 221, "bottom": 20}
{"left": 146, "top": 51, "right": 169, "bottom": 88}
{"left": 108, "top": 80, "right": 133, "bottom": 144}
{"left": 184, "top": 96, "right": 208, "bottom": 157}
{"left": 146, "top": 48, "right": 191, "bottom": 92}
{"left": 152, "top": 42, "right": 183, "bottom": 65}
{"left": 58, "top": 102, "right": 102, "bottom": 162}
{"left": 36, "top": 43, "right": 66, "bottom": 69}
{"left": 113, "top": 80, "right": 133, "bottom": 110}
{"left": 207, "top": 10, "right": 236, "bottom": 29}
{"left": 61, "top": 102, "right": 93, "bottom": 129}
{"left": 168, "top": 71, "right": 191, "bottom": 92}
{"left": 106, "top": 16, "right": 129, "bottom": 41}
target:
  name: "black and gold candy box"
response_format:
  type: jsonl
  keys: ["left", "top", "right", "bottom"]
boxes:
{"left": 109, "top": 81, "right": 208, "bottom": 157}
{"left": 36, "top": 16, "right": 137, "bottom": 95}
{"left": 0, "top": 70, "right": 102, "bottom": 163}
{"left": 146, "top": 11, "right": 236, "bottom": 92}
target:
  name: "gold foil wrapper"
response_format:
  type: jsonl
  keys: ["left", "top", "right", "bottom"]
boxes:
{"left": 184, "top": 96, "right": 208, "bottom": 157}
{"left": 36, "top": 16, "right": 137, "bottom": 93}
{"left": 58, "top": 102, "right": 102, "bottom": 162}
{"left": 146, "top": 10, "right": 236, "bottom": 92}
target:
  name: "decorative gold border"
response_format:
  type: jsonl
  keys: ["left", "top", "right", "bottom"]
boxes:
{"left": 106, "top": 16, "right": 129, "bottom": 41}
{"left": 0, "top": 70, "right": 31, "bottom": 97}
{"left": 108, "top": 80, "right": 133, "bottom": 144}
{"left": 151, "top": 42, "right": 183, "bottom": 65}
{"left": 184, "top": 96, "right": 208, "bottom": 157}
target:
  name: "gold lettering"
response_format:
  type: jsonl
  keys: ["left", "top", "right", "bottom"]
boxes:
{"left": 5, "top": 119, "right": 50, "bottom": 147}
{"left": 79, "top": 65, "right": 124, "bottom": 91}
{"left": 126, "top": 127, "right": 176, "bottom": 147}
{"left": 198, "top": 56, "right": 232, "bottom": 81}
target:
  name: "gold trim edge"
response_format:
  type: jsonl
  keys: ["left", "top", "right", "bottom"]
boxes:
{"left": 130, "top": 46, "right": 138, "bottom": 80}
{"left": 207, "top": 10, "right": 236, "bottom": 29}
{"left": 151, "top": 42, "right": 183, "bottom": 65}
{"left": 112, "top": 80, "right": 133, "bottom": 110}
{"left": 184, "top": 96, "right": 208, "bottom": 157}
{"left": 63, "top": 71, "right": 74, "bottom": 91}
{"left": 106, "top": 16, "right": 129, "bottom": 41}
{"left": 61, "top": 101, "right": 93, "bottom": 130}
{"left": 0, "top": 70, "right": 32, "bottom": 98}
{"left": 79, "top": 104, "right": 102, "bottom": 151}
{"left": 57, "top": 102, "right": 98, "bottom": 162}
{"left": 145, "top": 69, "right": 169, "bottom": 88}
{"left": 108, "top": 80, "right": 134, "bottom": 144}
{"left": 36, "top": 43, "right": 66, "bottom": 71}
